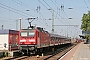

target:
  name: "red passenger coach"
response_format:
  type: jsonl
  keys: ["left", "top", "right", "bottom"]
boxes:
{"left": 49, "top": 33, "right": 61, "bottom": 46}
{"left": 0, "top": 29, "right": 18, "bottom": 51}
{"left": 18, "top": 27, "right": 50, "bottom": 54}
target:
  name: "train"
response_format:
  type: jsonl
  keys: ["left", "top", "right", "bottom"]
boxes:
{"left": 18, "top": 25, "right": 72, "bottom": 55}
{"left": 0, "top": 22, "right": 82, "bottom": 56}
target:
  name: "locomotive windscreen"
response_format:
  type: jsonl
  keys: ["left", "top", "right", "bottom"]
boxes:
{"left": 20, "top": 30, "right": 35, "bottom": 37}
{"left": 20, "top": 32, "right": 27, "bottom": 36}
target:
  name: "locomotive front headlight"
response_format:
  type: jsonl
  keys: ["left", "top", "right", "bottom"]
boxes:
{"left": 29, "top": 39, "right": 35, "bottom": 42}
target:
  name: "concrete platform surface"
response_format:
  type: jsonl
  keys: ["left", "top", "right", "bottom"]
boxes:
{"left": 59, "top": 42, "right": 90, "bottom": 60}
{"left": 73, "top": 43, "right": 90, "bottom": 60}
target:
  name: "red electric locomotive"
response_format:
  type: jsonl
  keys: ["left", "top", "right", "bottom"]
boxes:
{"left": 18, "top": 26, "right": 50, "bottom": 54}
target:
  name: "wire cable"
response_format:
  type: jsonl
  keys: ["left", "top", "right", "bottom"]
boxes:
{"left": 12, "top": 0, "right": 35, "bottom": 11}
{"left": 0, "top": 5, "right": 27, "bottom": 17}
{"left": 84, "top": 0, "right": 90, "bottom": 9}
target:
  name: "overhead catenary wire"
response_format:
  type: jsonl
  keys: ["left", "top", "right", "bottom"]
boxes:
{"left": 50, "top": 0, "right": 68, "bottom": 24}
{"left": 12, "top": 0, "right": 35, "bottom": 11}
{"left": 84, "top": 0, "right": 90, "bottom": 10}
{"left": 51, "top": 0, "right": 58, "bottom": 7}
{"left": 37, "top": 0, "right": 53, "bottom": 27}
{"left": 54, "top": 0, "right": 60, "bottom": 7}
{"left": 43, "top": 0, "right": 52, "bottom": 9}
{"left": 0, "top": 0, "right": 47, "bottom": 28}
{"left": 0, "top": 5, "right": 27, "bottom": 17}
{"left": 0, "top": 2, "right": 32, "bottom": 17}
{"left": 50, "top": 0, "right": 59, "bottom": 19}
{"left": 50, "top": 0, "right": 72, "bottom": 34}
{"left": 40, "top": 0, "right": 64, "bottom": 24}
{"left": 39, "top": 0, "right": 73, "bottom": 34}
{"left": 38, "top": 0, "right": 66, "bottom": 27}
{"left": 12, "top": 0, "right": 50, "bottom": 28}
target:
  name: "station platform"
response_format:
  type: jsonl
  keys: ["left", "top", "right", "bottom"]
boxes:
{"left": 59, "top": 42, "right": 90, "bottom": 60}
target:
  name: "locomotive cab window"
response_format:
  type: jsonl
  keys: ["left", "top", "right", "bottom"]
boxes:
{"left": 20, "top": 30, "right": 35, "bottom": 37}
{"left": 20, "top": 32, "right": 27, "bottom": 36}
{"left": 28, "top": 32, "right": 35, "bottom": 36}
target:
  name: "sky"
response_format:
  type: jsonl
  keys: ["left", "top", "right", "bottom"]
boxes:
{"left": 0, "top": 0, "right": 90, "bottom": 38}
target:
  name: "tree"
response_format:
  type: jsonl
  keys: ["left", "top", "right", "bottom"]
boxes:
{"left": 81, "top": 11, "right": 90, "bottom": 43}
{"left": 81, "top": 11, "right": 90, "bottom": 31}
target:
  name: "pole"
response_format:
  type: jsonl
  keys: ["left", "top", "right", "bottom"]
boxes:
{"left": 67, "top": 28, "right": 68, "bottom": 37}
{"left": 52, "top": 10, "right": 54, "bottom": 33}
{"left": 16, "top": 20, "right": 18, "bottom": 30}
{"left": 48, "top": 9, "right": 54, "bottom": 33}
{"left": 2, "top": 25, "right": 3, "bottom": 30}
{"left": 19, "top": 18, "right": 22, "bottom": 30}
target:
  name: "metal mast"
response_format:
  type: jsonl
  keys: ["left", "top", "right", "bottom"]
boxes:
{"left": 52, "top": 10, "right": 54, "bottom": 33}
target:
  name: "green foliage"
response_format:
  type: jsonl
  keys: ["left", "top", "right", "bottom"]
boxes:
{"left": 84, "top": 34, "right": 90, "bottom": 43}
{"left": 81, "top": 11, "right": 90, "bottom": 31}
{"left": 85, "top": 35, "right": 89, "bottom": 40}
{"left": 3, "top": 52, "right": 8, "bottom": 57}
{"left": 81, "top": 11, "right": 90, "bottom": 42}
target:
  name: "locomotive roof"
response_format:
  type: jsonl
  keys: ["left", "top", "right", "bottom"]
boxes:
{"left": 21, "top": 28, "right": 49, "bottom": 33}
{"left": 49, "top": 33, "right": 70, "bottom": 39}
{"left": 21, "top": 29, "right": 35, "bottom": 30}
{"left": 49, "top": 33, "right": 61, "bottom": 37}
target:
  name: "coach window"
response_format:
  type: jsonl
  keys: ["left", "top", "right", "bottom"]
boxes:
{"left": 51, "top": 37, "right": 53, "bottom": 41}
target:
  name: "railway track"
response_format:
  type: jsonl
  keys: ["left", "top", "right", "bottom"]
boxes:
{"left": 1, "top": 56, "right": 29, "bottom": 60}
{"left": 42, "top": 43, "right": 77, "bottom": 60}
{"left": 28, "top": 43, "right": 78, "bottom": 60}
{"left": 45, "top": 43, "right": 77, "bottom": 60}
{"left": 1, "top": 43, "right": 78, "bottom": 60}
